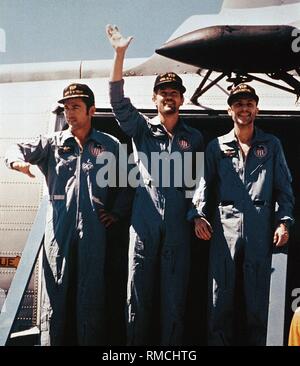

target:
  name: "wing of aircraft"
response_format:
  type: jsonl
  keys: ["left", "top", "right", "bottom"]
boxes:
{"left": 0, "top": 0, "right": 300, "bottom": 345}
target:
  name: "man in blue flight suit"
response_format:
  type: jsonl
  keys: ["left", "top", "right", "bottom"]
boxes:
{"left": 106, "top": 25, "right": 204, "bottom": 345}
{"left": 5, "top": 83, "right": 131, "bottom": 346}
{"left": 189, "top": 83, "right": 294, "bottom": 346}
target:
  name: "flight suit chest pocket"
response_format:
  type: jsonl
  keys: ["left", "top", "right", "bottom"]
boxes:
{"left": 218, "top": 155, "right": 236, "bottom": 178}
{"left": 249, "top": 154, "right": 272, "bottom": 179}
{"left": 53, "top": 145, "right": 77, "bottom": 171}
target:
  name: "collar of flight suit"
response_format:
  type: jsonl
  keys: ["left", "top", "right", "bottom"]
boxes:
{"left": 59, "top": 127, "right": 104, "bottom": 146}
{"left": 220, "top": 126, "right": 272, "bottom": 146}
{"left": 149, "top": 115, "right": 193, "bottom": 134}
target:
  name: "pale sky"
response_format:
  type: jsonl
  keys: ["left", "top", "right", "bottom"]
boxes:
{"left": 0, "top": 0, "right": 222, "bottom": 64}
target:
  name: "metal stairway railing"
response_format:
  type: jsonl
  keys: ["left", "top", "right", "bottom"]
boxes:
{"left": 266, "top": 245, "right": 288, "bottom": 346}
{"left": 0, "top": 196, "right": 48, "bottom": 346}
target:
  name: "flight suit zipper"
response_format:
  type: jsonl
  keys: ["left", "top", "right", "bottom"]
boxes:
{"left": 75, "top": 146, "right": 83, "bottom": 229}
{"left": 238, "top": 144, "right": 251, "bottom": 240}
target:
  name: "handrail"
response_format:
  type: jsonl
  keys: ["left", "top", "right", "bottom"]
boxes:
{"left": 0, "top": 196, "right": 48, "bottom": 346}
{"left": 266, "top": 245, "right": 288, "bottom": 346}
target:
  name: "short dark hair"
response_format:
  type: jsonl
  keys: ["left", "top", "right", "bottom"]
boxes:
{"left": 81, "top": 98, "right": 95, "bottom": 113}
